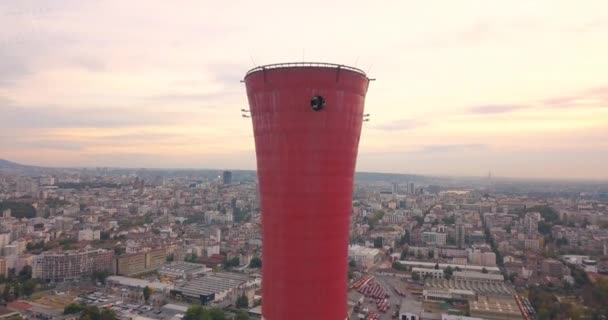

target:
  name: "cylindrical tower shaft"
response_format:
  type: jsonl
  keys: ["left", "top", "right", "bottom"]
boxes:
{"left": 244, "top": 63, "right": 370, "bottom": 320}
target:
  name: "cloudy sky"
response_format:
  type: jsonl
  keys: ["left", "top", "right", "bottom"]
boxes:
{"left": 1, "top": 0, "right": 607, "bottom": 179}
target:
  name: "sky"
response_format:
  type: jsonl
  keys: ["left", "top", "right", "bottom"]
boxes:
{"left": 1, "top": 0, "right": 608, "bottom": 180}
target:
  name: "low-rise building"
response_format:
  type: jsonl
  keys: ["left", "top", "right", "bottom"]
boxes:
{"left": 78, "top": 229, "right": 101, "bottom": 241}
{"left": 398, "top": 299, "right": 422, "bottom": 320}
{"left": 412, "top": 267, "right": 444, "bottom": 279}
{"left": 116, "top": 248, "right": 166, "bottom": 277}
{"left": 348, "top": 245, "right": 381, "bottom": 269}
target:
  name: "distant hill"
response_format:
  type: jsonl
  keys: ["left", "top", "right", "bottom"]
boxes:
{"left": 0, "top": 159, "right": 28, "bottom": 169}
{"left": 0, "top": 158, "right": 43, "bottom": 174}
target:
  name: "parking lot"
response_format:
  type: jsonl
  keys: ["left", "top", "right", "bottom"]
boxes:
{"left": 352, "top": 273, "right": 425, "bottom": 320}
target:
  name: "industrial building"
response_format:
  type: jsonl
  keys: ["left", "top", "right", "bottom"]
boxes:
{"left": 423, "top": 277, "right": 512, "bottom": 300}
{"left": 469, "top": 296, "right": 524, "bottom": 320}
{"left": 396, "top": 261, "right": 501, "bottom": 274}
{"left": 170, "top": 272, "right": 259, "bottom": 306}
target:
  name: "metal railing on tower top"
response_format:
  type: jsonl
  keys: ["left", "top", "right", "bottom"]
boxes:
{"left": 245, "top": 62, "right": 367, "bottom": 78}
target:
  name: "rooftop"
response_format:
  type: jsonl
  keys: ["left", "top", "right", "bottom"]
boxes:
{"left": 398, "top": 261, "right": 501, "bottom": 273}
{"left": 107, "top": 276, "right": 173, "bottom": 291}
{"left": 174, "top": 272, "right": 253, "bottom": 297}
{"left": 453, "top": 271, "right": 505, "bottom": 281}
{"left": 400, "top": 298, "right": 422, "bottom": 314}
{"left": 245, "top": 62, "right": 367, "bottom": 78}
{"left": 425, "top": 278, "right": 512, "bottom": 296}
{"left": 469, "top": 295, "right": 523, "bottom": 318}
{"left": 159, "top": 262, "right": 208, "bottom": 273}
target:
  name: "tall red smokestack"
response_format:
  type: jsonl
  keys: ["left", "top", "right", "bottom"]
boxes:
{"left": 244, "top": 62, "right": 370, "bottom": 320}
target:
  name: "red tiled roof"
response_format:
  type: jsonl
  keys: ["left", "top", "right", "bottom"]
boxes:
{"left": 7, "top": 300, "right": 32, "bottom": 310}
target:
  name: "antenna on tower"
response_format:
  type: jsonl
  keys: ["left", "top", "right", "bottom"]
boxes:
{"left": 248, "top": 51, "right": 257, "bottom": 67}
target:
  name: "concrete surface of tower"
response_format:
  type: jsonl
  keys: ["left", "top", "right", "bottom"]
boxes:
{"left": 244, "top": 62, "right": 371, "bottom": 320}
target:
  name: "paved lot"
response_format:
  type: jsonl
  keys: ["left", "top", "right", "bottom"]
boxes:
{"left": 355, "top": 275, "right": 404, "bottom": 320}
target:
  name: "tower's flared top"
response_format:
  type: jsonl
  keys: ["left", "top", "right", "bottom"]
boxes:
{"left": 244, "top": 62, "right": 367, "bottom": 79}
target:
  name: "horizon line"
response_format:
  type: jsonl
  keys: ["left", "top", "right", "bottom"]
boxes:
{"left": 2, "top": 159, "right": 608, "bottom": 184}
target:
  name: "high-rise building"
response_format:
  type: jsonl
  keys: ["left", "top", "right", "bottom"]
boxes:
{"left": 0, "top": 258, "right": 6, "bottom": 277}
{"left": 244, "top": 62, "right": 370, "bottom": 320}
{"left": 456, "top": 224, "right": 466, "bottom": 248}
{"left": 408, "top": 182, "right": 415, "bottom": 194}
{"left": 524, "top": 212, "right": 540, "bottom": 237}
{"left": 222, "top": 171, "right": 232, "bottom": 185}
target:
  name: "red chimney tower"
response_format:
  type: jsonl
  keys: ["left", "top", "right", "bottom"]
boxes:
{"left": 244, "top": 63, "right": 370, "bottom": 320}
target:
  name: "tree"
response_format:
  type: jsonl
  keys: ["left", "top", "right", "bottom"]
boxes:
{"left": 12, "top": 283, "right": 21, "bottom": 299}
{"left": 92, "top": 270, "right": 110, "bottom": 285}
{"left": 537, "top": 308, "right": 551, "bottom": 320}
{"left": 235, "top": 310, "right": 250, "bottom": 320}
{"left": 100, "top": 309, "right": 116, "bottom": 320}
{"left": 400, "top": 250, "right": 407, "bottom": 260}
{"left": 249, "top": 257, "right": 262, "bottom": 269}
{"left": 184, "top": 305, "right": 227, "bottom": 320}
{"left": 434, "top": 263, "right": 439, "bottom": 270}
{"left": 224, "top": 257, "right": 240, "bottom": 269}
{"left": 80, "top": 306, "right": 103, "bottom": 320}
{"left": 411, "top": 272, "right": 420, "bottom": 281}
{"left": 22, "top": 279, "right": 36, "bottom": 296}
{"left": 236, "top": 293, "right": 248, "bottom": 308}
{"left": 2, "top": 284, "right": 10, "bottom": 302}
{"left": 18, "top": 266, "right": 32, "bottom": 280}
{"left": 184, "top": 305, "right": 206, "bottom": 320}
{"left": 443, "top": 266, "right": 454, "bottom": 280}
{"left": 398, "top": 231, "right": 410, "bottom": 246}
{"left": 185, "top": 253, "right": 198, "bottom": 263}
{"left": 64, "top": 303, "right": 85, "bottom": 315}
{"left": 349, "top": 259, "right": 357, "bottom": 268}
{"left": 207, "top": 308, "right": 227, "bottom": 320}
{"left": 481, "top": 267, "right": 488, "bottom": 274}
{"left": 143, "top": 286, "right": 151, "bottom": 304}
{"left": 392, "top": 261, "right": 407, "bottom": 271}
{"left": 538, "top": 221, "right": 552, "bottom": 235}
{"left": 556, "top": 238, "right": 569, "bottom": 247}
{"left": 373, "top": 237, "right": 383, "bottom": 248}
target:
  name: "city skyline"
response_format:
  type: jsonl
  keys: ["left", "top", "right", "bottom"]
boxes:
{"left": 2, "top": 0, "right": 608, "bottom": 179}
